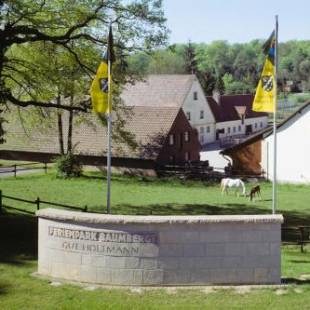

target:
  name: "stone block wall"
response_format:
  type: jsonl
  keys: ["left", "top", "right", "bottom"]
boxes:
{"left": 37, "top": 209, "right": 283, "bottom": 286}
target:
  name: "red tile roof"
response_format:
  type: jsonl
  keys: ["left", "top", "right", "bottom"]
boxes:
{"left": 207, "top": 94, "right": 268, "bottom": 122}
{"left": 72, "top": 106, "right": 181, "bottom": 160}
{"left": 3, "top": 106, "right": 182, "bottom": 161}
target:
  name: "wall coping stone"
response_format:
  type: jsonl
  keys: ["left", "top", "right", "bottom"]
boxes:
{"left": 37, "top": 208, "right": 283, "bottom": 225}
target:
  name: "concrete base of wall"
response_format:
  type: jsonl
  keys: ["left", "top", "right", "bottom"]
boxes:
{"left": 37, "top": 209, "right": 283, "bottom": 286}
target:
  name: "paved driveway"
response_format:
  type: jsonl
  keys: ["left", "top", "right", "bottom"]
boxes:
{"left": 0, "top": 167, "right": 41, "bottom": 177}
{"left": 200, "top": 142, "right": 231, "bottom": 171}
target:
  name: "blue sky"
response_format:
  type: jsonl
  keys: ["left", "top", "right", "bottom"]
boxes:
{"left": 163, "top": 0, "right": 310, "bottom": 43}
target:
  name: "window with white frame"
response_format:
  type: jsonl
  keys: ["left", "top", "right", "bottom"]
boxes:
{"left": 255, "top": 123, "right": 257, "bottom": 129}
{"left": 200, "top": 135, "right": 204, "bottom": 144}
{"left": 200, "top": 110, "right": 204, "bottom": 119}
{"left": 260, "top": 122, "right": 263, "bottom": 128}
{"left": 200, "top": 126, "right": 204, "bottom": 134}
{"left": 238, "top": 125, "right": 241, "bottom": 132}
{"left": 193, "top": 92, "right": 198, "bottom": 100}
{"left": 233, "top": 126, "right": 236, "bottom": 133}
{"left": 185, "top": 152, "right": 190, "bottom": 161}
{"left": 206, "top": 126, "right": 210, "bottom": 133}
{"left": 184, "top": 131, "right": 190, "bottom": 142}
{"left": 168, "top": 134, "right": 174, "bottom": 145}
{"left": 186, "top": 112, "right": 191, "bottom": 120}
{"left": 227, "top": 127, "right": 231, "bottom": 134}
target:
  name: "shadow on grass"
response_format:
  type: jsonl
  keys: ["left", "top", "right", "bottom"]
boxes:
{"left": 80, "top": 174, "right": 107, "bottom": 181}
{"left": 111, "top": 202, "right": 308, "bottom": 220}
{"left": 282, "top": 278, "right": 310, "bottom": 285}
{"left": 0, "top": 282, "right": 10, "bottom": 295}
{"left": 80, "top": 172, "right": 203, "bottom": 187}
{"left": 290, "top": 260, "right": 310, "bottom": 264}
{"left": 0, "top": 211, "right": 37, "bottom": 266}
{"left": 109, "top": 202, "right": 310, "bottom": 233}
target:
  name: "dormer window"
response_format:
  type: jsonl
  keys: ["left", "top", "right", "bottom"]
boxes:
{"left": 193, "top": 92, "right": 198, "bottom": 100}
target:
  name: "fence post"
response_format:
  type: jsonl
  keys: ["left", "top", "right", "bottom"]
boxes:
{"left": 299, "top": 227, "right": 304, "bottom": 253}
{"left": 14, "top": 164, "right": 17, "bottom": 178}
{"left": 0, "top": 190, "right": 2, "bottom": 213}
{"left": 44, "top": 162, "right": 47, "bottom": 174}
{"left": 36, "top": 197, "right": 40, "bottom": 211}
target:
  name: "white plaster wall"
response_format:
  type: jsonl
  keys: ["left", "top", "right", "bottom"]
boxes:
{"left": 196, "top": 124, "right": 216, "bottom": 145}
{"left": 216, "top": 120, "right": 245, "bottom": 138}
{"left": 244, "top": 117, "right": 269, "bottom": 133}
{"left": 183, "top": 80, "right": 216, "bottom": 144}
{"left": 216, "top": 117, "right": 268, "bottom": 139}
{"left": 261, "top": 106, "right": 310, "bottom": 183}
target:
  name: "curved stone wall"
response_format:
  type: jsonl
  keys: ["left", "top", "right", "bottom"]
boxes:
{"left": 37, "top": 209, "right": 283, "bottom": 286}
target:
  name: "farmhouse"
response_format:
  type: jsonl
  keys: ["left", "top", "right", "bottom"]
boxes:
{"left": 121, "top": 74, "right": 216, "bottom": 144}
{"left": 221, "top": 101, "right": 310, "bottom": 183}
{"left": 206, "top": 94, "right": 268, "bottom": 146}
{"left": 0, "top": 106, "right": 201, "bottom": 169}
{"left": 122, "top": 75, "right": 268, "bottom": 146}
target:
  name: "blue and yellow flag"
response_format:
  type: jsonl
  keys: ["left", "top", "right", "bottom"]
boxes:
{"left": 90, "top": 25, "right": 115, "bottom": 113}
{"left": 253, "top": 31, "right": 276, "bottom": 113}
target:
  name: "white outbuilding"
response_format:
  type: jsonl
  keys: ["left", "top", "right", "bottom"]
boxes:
{"left": 262, "top": 102, "right": 310, "bottom": 183}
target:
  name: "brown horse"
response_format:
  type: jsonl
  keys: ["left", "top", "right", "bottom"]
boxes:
{"left": 248, "top": 185, "right": 261, "bottom": 201}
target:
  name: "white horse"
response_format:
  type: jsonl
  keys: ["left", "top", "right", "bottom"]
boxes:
{"left": 220, "top": 178, "right": 246, "bottom": 196}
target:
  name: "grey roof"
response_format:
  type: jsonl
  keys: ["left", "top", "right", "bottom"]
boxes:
{"left": 121, "top": 75, "right": 196, "bottom": 107}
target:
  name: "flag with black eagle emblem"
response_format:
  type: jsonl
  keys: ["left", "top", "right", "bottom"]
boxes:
{"left": 90, "top": 25, "right": 115, "bottom": 113}
{"left": 252, "top": 31, "right": 276, "bottom": 112}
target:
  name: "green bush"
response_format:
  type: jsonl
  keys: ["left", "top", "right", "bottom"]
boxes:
{"left": 54, "top": 153, "right": 83, "bottom": 178}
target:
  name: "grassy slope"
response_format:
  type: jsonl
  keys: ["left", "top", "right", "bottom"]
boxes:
{"left": 1, "top": 172, "right": 310, "bottom": 309}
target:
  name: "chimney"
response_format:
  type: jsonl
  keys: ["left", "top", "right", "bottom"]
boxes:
{"left": 212, "top": 90, "right": 221, "bottom": 105}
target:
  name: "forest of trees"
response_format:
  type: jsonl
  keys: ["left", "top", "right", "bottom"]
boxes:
{"left": 127, "top": 40, "right": 310, "bottom": 96}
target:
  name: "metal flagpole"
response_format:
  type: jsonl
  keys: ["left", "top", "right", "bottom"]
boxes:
{"left": 106, "top": 47, "right": 112, "bottom": 214}
{"left": 272, "top": 15, "right": 279, "bottom": 214}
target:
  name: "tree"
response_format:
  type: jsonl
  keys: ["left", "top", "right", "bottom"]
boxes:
{"left": 0, "top": 0, "right": 167, "bottom": 110}
{"left": 214, "top": 75, "right": 225, "bottom": 95}
{"left": 183, "top": 41, "right": 197, "bottom": 74}
{"left": 0, "top": 0, "right": 167, "bottom": 144}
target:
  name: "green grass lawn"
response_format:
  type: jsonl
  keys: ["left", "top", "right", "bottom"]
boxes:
{"left": 0, "top": 212, "right": 309, "bottom": 310}
{"left": 1, "top": 170, "right": 310, "bottom": 227}
{"left": 0, "top": 171, "right": 310, "bottom": 309}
